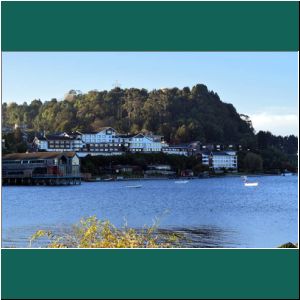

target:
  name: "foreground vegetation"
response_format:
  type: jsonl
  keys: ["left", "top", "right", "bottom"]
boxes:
{"left": 29, "top": 216, "right": 180, "bottom": 248}
{"left": 278, "top": 242, "right": 298, "bottom": 248}
{"left": 29, "top": 216, "right": 298, "bottom": 249}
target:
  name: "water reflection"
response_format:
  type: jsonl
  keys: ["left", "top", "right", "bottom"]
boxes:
{"left": 159, "top": 226, "right": 239, "bottom": 248}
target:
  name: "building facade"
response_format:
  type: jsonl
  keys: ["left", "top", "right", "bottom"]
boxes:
{"left": 201, "top": 151, "right": 238, "bottom": 170}
{"left": 162, "top": 145, "right": 189, "bottom": 156}
{"left": 2, "top": 152, "right": 81, "bottom": 185}
{"left": 129, "top": 134, "right": 164, "bottom": 153}
{"left": 31, "top": 128, "right": 237, "bottom": 168}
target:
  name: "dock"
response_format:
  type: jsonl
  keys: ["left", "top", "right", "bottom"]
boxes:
{"left": 2, "top": 152, "right": 82, "bottom": 186}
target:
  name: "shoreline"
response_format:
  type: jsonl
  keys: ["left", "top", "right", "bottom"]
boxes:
{"left": 84, "top": 172, "right": 297, "bottom": 182}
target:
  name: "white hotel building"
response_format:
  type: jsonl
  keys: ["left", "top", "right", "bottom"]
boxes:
{"left": 33, "top": 127, "right": 167, "bottom": 157}
{"left": 202, "top": 151, "right": 238, "bottom": 170}
{"left": 129, "top": 134, "right": 165, "bottom": 153}
{"left": 32, "top": 127, "right": 238, "bottom": 170}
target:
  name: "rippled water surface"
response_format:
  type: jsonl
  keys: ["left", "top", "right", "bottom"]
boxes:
{"left": 2, "top": 176, "right": 298, "bottom": 248}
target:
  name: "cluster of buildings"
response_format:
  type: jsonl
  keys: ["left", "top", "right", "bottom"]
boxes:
{"left": 31, "top": 127, "right": 238, "bottom": 171}
{"left": 2, "top": 152, "right": 81, "bottom": 185}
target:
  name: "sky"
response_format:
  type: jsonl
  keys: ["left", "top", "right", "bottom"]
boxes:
{"left": 2, "top": 52, "right": 298, "bottom": 136}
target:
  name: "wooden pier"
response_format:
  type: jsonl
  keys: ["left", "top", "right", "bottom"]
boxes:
{"left": 2, "top": 175, "right": 81, "bottom": 186}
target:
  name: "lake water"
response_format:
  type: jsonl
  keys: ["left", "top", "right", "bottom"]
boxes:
{"left": 2, "top": 175, "right": 298, "bottom": 248}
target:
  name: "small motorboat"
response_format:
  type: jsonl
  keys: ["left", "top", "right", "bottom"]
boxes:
{"left": 175, "top": 180, "right": 189, "bottom": 184}
{"left": 125, "top": 185, "right": 142, "bottom": 188}
{"left": 244, "top": 182, "right": 258, "bottom": 187}
{"left": 103, "top": 177, "right": 114, "bottom": 181}
{"left": 242, "top": 176, "right": 258, "bottom": 187}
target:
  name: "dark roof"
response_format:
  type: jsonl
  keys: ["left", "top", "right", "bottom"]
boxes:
{"left": 116, "top": 134, "right": 135, "bottom": 138}
{"left": 3, "top": 152, "right": 76, "bottom": 160}
{"left": 133, "top": 133, "right": 145, "bottom": 138}
{"left": 132, "top": 134, "right": 159, "bottom": 141}
{"left": 77, "top": 127, "right": 116, "bottom": 134}
{"left": 165, "top": 144, "right": 189, "bottom": 149}
{"left": 76, "top": 131, "right": 100, "bottom": 134}
{"left": 46, "top": 135, "right": 75, "bottom": 141}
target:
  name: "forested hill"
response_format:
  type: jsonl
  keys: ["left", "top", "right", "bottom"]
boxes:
{"left": 2, "top": 84, "right": 256, "bottom": 145}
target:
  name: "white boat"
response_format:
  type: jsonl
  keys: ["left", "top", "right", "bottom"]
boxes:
{"left": 242, "top": 176, "right": 258, "bottom": 187}
{"left": 175, "top": 180, "right": 189, "bottom": 184}
{"left": 282, "top": 173, "right": 293, "bottom": 176}
{"left": 125, "top": 185, "right": 142, "bottom": 188}
{"left": 244, "top": 182, "right": 258, "bottom": 187}
{"left": 104, "top": 178, "right": 114, "bottom": 181}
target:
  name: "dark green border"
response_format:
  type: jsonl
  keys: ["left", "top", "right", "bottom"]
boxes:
{"left": 1, "top": 1, "right": 299, "bottom": 299}
{"left": 1, "top": 249, "right": 299, "bottom": 299}
{"left": 1, "top": 1, "right": 299, "bottom": 51}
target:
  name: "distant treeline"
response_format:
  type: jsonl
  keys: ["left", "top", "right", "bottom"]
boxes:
{"left": 2, "top": 84, "right": 298, "bottom": 172}
{"left": 81, "top": 153, "right": 206, "bottom": 176}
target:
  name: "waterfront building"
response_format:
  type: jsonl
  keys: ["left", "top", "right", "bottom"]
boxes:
{"left": 145, "top": 164, "right": 176, "bottom": 176}
{"left": 32, "top": 136, "right": 48, "bottom": 151}
{"left": 2, "top": 152, "right": 81, "bottom": 185}
{"left": 201, "top": 151, "right": 238, "bottom": 170}
{"left": 79, "top": 142, "right": 124, "bottom": 157}
{"left": 112, "top": 164, "right": 142, "bottom": 174}
{"left": 162, "top": 145, "right": 189, "bottom": 156}
{"left": 129, "top": 134, "right": 163, "bottom": 153}
{"left": 31, "top": 127, "right": 237, "bottom": 165}
{"left": 77, "top": 127, "right": 117, "bottom": 144}
{"left": 32, "top": 128, "right": 167, "bottom": 156}
{"left": 32, "top": 134, "right": 83, "bottom": 152}
{"left": 162, "top": 141, "right": 201, "bottom": 157}
{"left": 74, "top": 128, "right": 124, "bottom": 156}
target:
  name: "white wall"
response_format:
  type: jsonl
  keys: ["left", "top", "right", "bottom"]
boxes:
{"left": 129, "top": 136, "right": 162, "bottom": 152}
{"left": 81, "top": 128, "right": 116, "bottom": 144}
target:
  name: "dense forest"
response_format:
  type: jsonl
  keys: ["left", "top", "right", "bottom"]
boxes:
{"left": 2, "top": 84, "right": 256, "bottom": 145}
{"left": 2, "top": 84, "right": 298, "bottom": 172}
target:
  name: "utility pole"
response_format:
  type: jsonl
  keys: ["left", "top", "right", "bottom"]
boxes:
{"left": 112, "top": 80, "right": 121, "bottom": 89}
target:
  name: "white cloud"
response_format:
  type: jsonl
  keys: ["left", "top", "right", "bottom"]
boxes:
{"left": 250, "top": 112, "right": 298, "bottom": 136}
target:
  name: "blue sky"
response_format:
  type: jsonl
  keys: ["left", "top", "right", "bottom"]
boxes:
{"left": 2, "top": 52, "right": 298, "bottom": 136}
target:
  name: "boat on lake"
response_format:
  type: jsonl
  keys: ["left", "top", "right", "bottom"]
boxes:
{"left": 244, "top": 182, "right": 259, "bottom": 187}
{"left": 175, "top": 180, "right": 189, "bottom": 184}
{"left": 242, "top": 176, "right": 258, "bottom": 187}
{"left": 103, "top": 177, "right": 114, "bottom": 181}
{"left": 125, "top": 185, "right": 142, "bottom": 188}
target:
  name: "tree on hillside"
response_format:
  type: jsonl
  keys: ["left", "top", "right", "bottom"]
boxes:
{"left": 243, "top": 152, "right": 263, "bottom": 173}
